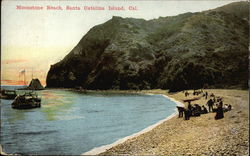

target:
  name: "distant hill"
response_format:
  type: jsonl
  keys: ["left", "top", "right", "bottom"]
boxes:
{"left": 46, "top": 2, "right": 249, "bottom": 92}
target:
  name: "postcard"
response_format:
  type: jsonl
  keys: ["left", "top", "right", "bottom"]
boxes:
{"left": 1, "top": 0, "right": 249, "bottom": 155}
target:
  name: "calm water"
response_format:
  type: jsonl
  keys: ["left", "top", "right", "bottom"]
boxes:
{"left": 1, "top": 86, "right": 177, "bottom": 155}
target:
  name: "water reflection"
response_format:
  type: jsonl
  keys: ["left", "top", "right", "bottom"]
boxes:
{"left": 4, "top": 90, "right": 77, "bottom": 121}
{"left": 41, "top": 90, "right": 76, "bottom": 121}
{"left": 1, "top": 99, "right": 26, "bottom": 123}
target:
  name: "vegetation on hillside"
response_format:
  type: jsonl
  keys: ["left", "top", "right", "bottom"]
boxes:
{"left": 46, "top": 2, "right": 249, "bottom": 92}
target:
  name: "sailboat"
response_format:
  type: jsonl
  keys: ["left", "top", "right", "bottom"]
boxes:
{"left": 18, "top": 69, "right": 44, "bottom": 90}
{"left": 12, "top": 69, "right": 42, "bottom": 109}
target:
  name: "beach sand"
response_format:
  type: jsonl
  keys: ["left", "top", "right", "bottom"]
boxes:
{"left": 98, "top": 89, "right": 249, "bottom": 156}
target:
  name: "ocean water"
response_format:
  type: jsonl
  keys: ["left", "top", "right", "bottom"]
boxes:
{"left": 0, "top": 86, "right": 177, "bottom": 155}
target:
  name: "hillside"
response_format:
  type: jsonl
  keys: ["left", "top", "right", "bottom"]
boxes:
{"left": 46, "top": 2, "right": 249, "bottom": 92}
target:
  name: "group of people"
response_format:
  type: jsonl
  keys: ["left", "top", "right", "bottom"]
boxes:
{"left": 178, "top": 90, "right": 232, "bottom": 120}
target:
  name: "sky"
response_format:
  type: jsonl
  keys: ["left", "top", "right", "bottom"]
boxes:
{"left": 1, "top": 0, "right": 241, "bottom": 86}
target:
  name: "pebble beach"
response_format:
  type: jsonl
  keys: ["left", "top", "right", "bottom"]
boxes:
{"left": 99, "top": 89, "right": 249, "bottom": 156}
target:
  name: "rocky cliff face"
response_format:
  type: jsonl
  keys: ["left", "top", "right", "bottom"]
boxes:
{"left": 46, "top": 2, "right": 249, "bottom": 91}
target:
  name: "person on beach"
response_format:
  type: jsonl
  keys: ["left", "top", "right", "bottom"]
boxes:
{"left": 215, "top": 102, "right": 224, "bottom": 120}
{"left": 228, "top": 104, "right": 232, "bottom": 111}
{"left": 188, "top": 102, "right": 195, "bottom": 116}
{"left": 193, "top": 104, "right": 202, "bottom": 116}
{"left": 177, "top": 106, "right": 184, "bottom": 118}
{"left": 206, "top": 99, "right": 214, "bottom": 112}
{"left": 213, "top": 96, "right": 216, "bottom": 103}
{"left": 224, "top": 104, "right": 232, "bottom": 112}
{"left": 219, "top": 100, "right": 223, "bottom": 106}
{"left": 184, "top": 108, "right": 191, "bottom": 120}
{"left": 201, "top": 105, "right": 208, "bottom": 114}
{"left": 205, "top": 91, "right": 208, "bottom": 99}
{"left": 193, "top": 90, "right": 195, "bottom": 95}
{"left": 188, "top": 101, "right": 192, "bottom": 110}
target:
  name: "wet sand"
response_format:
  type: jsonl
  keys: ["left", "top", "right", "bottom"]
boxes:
{"left": 98, "top": 89, "right": 249, "bottom": 156}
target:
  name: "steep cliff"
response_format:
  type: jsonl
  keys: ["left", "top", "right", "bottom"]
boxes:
{"left": 46, "top": 2, "right": 249, "bottom": 91}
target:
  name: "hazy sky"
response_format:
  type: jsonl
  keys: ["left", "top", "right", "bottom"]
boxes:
{"left": 1, "top": 0, "right": 240, "bottom": 85}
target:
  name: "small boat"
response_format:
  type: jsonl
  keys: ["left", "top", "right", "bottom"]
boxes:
{"left": 12, "top": 92, "right": 41, "bottom": 109}
{"left": 0, "top": 90, "right": 17, "bottom": 99}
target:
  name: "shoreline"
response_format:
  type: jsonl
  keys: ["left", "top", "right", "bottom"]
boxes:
{"left": 1, "top": 88, "right": 248, "bottom": 155}
{"left": 82, "top": 93, "right": 182, "bottom": 155}
{"left": 99, "top": 89, "right": 249, "bottom": 155}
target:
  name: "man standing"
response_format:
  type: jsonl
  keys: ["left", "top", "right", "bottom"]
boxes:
{"left": 206, "top": 99, "right": 214, "bottom": 112}
{"left": 205, "top": 91, "right": 208, "bottom": 99}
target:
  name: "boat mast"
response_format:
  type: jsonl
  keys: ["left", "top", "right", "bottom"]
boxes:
{"left": 32, "top": 68, "right": 33, "bottom": 80}
{"left": 32, "top": 68, "right": 34, "bottom": 92}
{"left": 18, "top": 73, "right": 20, "bottom": 85}
{"left": 20, "top": 69, "right": 26, "bottom": 85}
{"left": 24, "top": 71, "right": 26, "bottom": 85}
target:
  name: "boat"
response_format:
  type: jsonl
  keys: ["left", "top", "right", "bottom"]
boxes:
{"left": 12, "top": 92, "right": 41, "bottom": 109}
{"left": 0, "top": 90, "right": 17, "bottom": 99}
{"left": 18, "top": 78, "right": 44, "bottom": 90}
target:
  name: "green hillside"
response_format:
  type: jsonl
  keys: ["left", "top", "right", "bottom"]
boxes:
{"left": 46, "top": 2, "right": 249, "bottom": 92}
